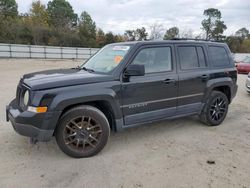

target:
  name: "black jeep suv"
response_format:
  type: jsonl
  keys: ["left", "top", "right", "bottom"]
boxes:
{"left": 6, "top": 40, "right": 238, "bottom": 158}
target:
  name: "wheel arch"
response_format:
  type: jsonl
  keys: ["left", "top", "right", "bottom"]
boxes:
{"left": 212, "top": 85, "right": 231, "bottom": 102}
{"left": 204, "top": 77, "right": 233, "bottom": 103}
{"left": 59, "top": 100, "right": 118, "bottom": 132}
{"left": 44, "top": 86, "right": 124, "bottom": 133}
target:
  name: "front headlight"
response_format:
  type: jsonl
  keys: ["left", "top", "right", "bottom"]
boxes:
{"left": 23, "top": 90, "right": 29, "bottom": 106}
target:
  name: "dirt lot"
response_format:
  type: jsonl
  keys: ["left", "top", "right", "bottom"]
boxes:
{"left": 0, "top": 59, "right": 250, "bottom": 188}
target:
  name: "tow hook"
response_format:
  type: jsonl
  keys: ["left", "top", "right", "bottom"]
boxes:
{"left": 30, "top": 138, "right": 38, "bottom": 144}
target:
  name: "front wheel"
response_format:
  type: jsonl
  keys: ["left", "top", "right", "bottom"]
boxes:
{"left": 199, "top": 91, "right": 229, "bottom": 126}
{"left": 55, "top": 105, "right": 110, "bottom": 158}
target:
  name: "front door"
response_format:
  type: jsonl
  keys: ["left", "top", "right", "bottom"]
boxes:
{"left": 121, "top": 45, "right": 178, "bottom": 125}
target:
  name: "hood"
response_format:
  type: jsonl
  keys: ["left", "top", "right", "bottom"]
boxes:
{"left": 22, "top": 68, "right": 114, "bottom": 90}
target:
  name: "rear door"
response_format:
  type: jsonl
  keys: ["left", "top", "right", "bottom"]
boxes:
{"left": 175, "top": 43, "right": 210, "bottom": 114}
{"left": 121, "top": 44, "right": 178, "bottom": 125}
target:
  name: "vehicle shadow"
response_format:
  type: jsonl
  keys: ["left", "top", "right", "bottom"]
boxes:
{"left": 5, "top": 115, "right": 210, "bottom": 159}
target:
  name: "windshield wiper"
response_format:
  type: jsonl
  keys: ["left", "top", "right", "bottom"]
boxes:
{"left": 72, "top": 66, "right": 95, "bottom": 73}
{"left": 81, "top": 66, "right": 95, "bottom": 73}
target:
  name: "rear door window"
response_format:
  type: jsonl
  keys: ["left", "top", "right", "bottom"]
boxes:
{"left": 178, "top": 46, "right": 207, "bottom": 70}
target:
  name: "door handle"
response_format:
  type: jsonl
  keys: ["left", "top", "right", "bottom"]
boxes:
{"left": 200, "top": 74, "right": 209, "bottom": 80}
{"left": 163, "top": 78, "right": 176, "bottom": 84}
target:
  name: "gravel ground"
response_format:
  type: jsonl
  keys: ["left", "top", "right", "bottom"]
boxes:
{"left": 0, "top": 59, "right": 250, "bottom": 188}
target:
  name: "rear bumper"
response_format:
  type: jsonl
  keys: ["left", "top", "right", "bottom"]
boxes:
{"left": 231, "top": 84, "right": 238, "bottom": 100}
{"left": 237, "top": 68, "right": 250, "bottom": 74}
{"left": 6, "top": 99, "right": 61, "bottom": 141}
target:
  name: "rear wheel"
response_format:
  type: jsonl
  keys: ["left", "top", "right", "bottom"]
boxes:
{"left": 55, "top": 105, "right": 110, "bottom": 158}
{"left": 200, "top": 91, "right": 229, "bottom": 126}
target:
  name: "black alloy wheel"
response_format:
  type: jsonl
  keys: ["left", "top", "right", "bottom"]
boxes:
{"left": 209, "top": 96, "right": 227, "bottom": 122}
{"left": 199, "top": 91, "right": 229, "bottom": 126}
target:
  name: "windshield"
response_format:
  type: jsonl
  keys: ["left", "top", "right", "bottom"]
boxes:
{"left": 82, "top": 44, "right": 132, "bottom": 73}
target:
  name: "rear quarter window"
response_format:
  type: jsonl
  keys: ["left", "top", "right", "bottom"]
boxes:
{"left": 209, "top": 46, "right": 230, "bottom": 67}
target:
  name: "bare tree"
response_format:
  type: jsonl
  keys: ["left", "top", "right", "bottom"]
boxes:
{"left": 195, "top": 33, "right": 206, "bottom": 39}
{"left": 179, "top": 29, "right": 194, "bottom": 38}
{"left": 149, "top": 23, "right": 164, "bottom": 40}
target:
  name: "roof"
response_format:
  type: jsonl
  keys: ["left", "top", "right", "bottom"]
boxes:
{"left": 111, "top": 39, "right": 226, "bottom": 46}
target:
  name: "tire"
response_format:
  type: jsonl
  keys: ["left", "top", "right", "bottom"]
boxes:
{"left": 199, "top": 91, "right": 229, "bottom": 126}
{"left": 55, "top": 105, "right": 110, "bottom": 158}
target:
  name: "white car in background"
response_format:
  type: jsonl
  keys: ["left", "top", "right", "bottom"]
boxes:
{"left": 246, "top": 73, "right": 250, "bottom": 93}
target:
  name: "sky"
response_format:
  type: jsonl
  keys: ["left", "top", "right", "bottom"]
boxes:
{"left": 16, "top": 0, "right": 250, "bottom": 36}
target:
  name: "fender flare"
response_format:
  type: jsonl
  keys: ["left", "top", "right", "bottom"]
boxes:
{"left": 203, "top": 77, "right": 233, "bottom": 103}
{"left": 47, "top": 88, "right": 123, "bottom": 129}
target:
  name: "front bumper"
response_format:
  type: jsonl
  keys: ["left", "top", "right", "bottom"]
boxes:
{"left": 246, "top": 77, "right": 250, "bottom": 93}
{"left": 6, "top": 99, "right": 61, "bottom": 141}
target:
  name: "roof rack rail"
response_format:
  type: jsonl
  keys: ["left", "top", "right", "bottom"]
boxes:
{"left": 170, "top": 38, "right": 219, "bottom": 42}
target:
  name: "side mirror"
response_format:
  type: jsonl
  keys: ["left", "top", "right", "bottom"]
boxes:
{"left": 124, "top": 64, "right": 145, "bottom": 77}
